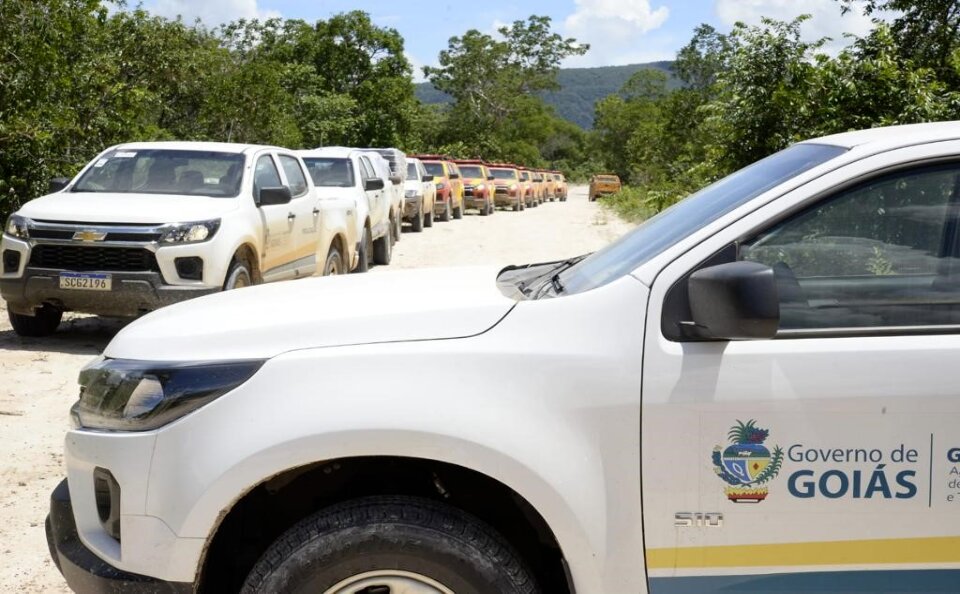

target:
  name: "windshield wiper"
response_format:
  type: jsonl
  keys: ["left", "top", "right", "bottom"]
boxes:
{"left": 529, "top": 254, "right": 588, "bottom": 299}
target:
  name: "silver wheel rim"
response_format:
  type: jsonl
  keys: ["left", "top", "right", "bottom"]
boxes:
{"left": 326, "top": 255, "right": 340, "bottom": 275}
{"left": 323, "top": 570, "right": 455, "bottom": 594}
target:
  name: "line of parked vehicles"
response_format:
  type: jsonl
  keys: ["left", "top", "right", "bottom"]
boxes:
{"left": 0, "top": 142, "right": 569, "bottom": 337}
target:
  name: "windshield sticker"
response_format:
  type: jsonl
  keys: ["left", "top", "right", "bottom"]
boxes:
{"left": 93, "top": 159, "right": 108, "bottom": 168}
{"left": 113, "top": 151, "right": 137, "bottom": 158}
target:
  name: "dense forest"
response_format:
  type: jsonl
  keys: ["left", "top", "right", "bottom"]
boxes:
{"left": 1, "top": 0, "right": 959, "bottom": 221}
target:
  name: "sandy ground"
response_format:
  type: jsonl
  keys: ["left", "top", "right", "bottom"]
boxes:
{"left": 0, "top": 184, "right": 632, "bottom": 592}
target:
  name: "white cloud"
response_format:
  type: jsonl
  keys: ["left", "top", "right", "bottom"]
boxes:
{"left": 715, "top": 0, "right": 878, "bottom": 54}
{"left": 406, "top": 52, "right": 429, "bottom": 83}
{"left": 146, "top": 0, "right": 280, "bottom": 26}
{"left": 562, "top": 0, "right": 672, "bottom": 67}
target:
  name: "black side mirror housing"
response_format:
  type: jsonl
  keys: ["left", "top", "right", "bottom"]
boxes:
{"left": 688, "top": 261, "right": 779, "bottom": 340}
{"left": 422, "top": 175, "right": 434, "bottom": 182}
{"left": 449, "top": 173, "right": 460, "bottom": 179}
{"left": 258, "top": 186, "right": 293, "bottom": 206}
{"left": 364, "top": 178, "right": 385, "bottom": 191}
{"left": 49, "top": 177, "right": 71, "bottom": 193}
{"left": 487, "top": 176, "right": 495, "bottom": 181}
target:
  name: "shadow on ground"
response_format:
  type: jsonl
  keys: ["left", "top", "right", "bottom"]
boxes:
{"left": 0, "top": 314, "right": 127, "bottom": 356}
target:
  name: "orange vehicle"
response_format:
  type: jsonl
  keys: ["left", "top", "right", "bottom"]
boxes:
{"left": 452, "top": 159, "right": 495, "bottom": 216}
{"left": 409, "top": 154, "right": 464, "bottom": 220}
{"left": 486, "top": 163, "right": 525, "bottom": 211}
{"left": 553, "top": 171, "right": 568, "bottom": 202}
{"left": 540, "top": 169, "right": 557, "bottom": 201}
{"left": 518, "top": 169, "right": 540, "bottom": 207}
{"left": 589, "top": 173, "right": 622, "bottom": 201}
{"left": 530, "top": 169, "right": 547, "bottom": 206}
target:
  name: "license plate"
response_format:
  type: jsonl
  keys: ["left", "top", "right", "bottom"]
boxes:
{"left": 59, "top": 273, "right": 112, "bottom": 291}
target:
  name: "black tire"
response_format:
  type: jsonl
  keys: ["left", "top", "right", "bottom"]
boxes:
{"left": 8, "top": 304, "right": 62, "bottom": 337}
{"left": 424, "top": 207, "right": 434, "bottom": 228}
{"left": 373, "top": 230, "right": 391, "bottom": 265}
{"left": 240, "top": 496, "right": 538, "bottom": 594}
{"left": 441, "top": 200, "right": 452, "bottom": 222}
{"left": 411, "top": 203, "right": 424, "bottom": 232}
{"left": 322, "top": 245, "right": 343, "bottom": 276}
{"left": 479, "top": 202, "right": 489, "bottom": 216}
{"left": 390, "top": 213, "right": 399, "bottom": 246}
{"left": 354, "top": 228, "right": 371, "bottom": 272}
{"left": 223, "top": 260, "right": 252, "bottom": 290}
{"left": 513, "top": 201, "right": 520, "bottom": 212}
{"left": 453, "top": 204, "right": 463, "bottom": 219}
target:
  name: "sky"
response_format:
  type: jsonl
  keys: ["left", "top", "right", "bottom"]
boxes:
{"left": 141, "top": 0, "right": 880, "bottom": 80}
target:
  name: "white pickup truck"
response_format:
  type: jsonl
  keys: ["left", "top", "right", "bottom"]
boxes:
{"left": 46, "top": 123, "right": 960, "bottom": 593}
{"left": 1, "top": 142, "right": 356, "bottom": 336}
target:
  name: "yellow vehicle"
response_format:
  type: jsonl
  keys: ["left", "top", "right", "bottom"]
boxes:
{"left": 589, "top": 173, "right": 622, "bottom": 201}
{"left": 540, "top": 169, "right": 557, "bottom": 201}
{"left": 454, "top": 159, "right": 495, "bottom": 216}
{"left": 517, "top": 169, "right": 536, "bottom": 208}
{"left": 488, "top": 164, "right": 525, "bottom": 211}
{"left": 530, "top": 170, "right": 547, "bottom": 206}
{"left": 412, "top": 154, "right": 464, "bottom": 220}
{"left": 553, "top": 172, "right": 568, "bottom": 202}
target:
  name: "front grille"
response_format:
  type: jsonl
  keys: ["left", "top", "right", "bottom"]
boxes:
{"left": 30, "top": 229, "right": 162, "bottom": 242}
{"left": 29, "top": 245, "right": 159, "bottom": 272}
{"left": 495, "top": 187, "right": 509, "bottom": 195}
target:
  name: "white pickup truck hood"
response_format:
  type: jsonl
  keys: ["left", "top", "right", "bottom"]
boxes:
{"left": 18, "top": 192, "right": 238, "bottom": 224}
{"left": 105, "top": 267, "right": 515, "bottom": 361}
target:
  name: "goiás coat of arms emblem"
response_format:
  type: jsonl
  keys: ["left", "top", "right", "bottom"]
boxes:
{"left": 712, "top": 419, "right": 783, "bottom": 503}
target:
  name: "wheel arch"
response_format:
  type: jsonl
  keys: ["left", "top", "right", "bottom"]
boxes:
{"left": 197, "top": 454, "right": 579, "bottom": 594}
{"left": 230, "top": 242, "right": 261, "bottom": 284}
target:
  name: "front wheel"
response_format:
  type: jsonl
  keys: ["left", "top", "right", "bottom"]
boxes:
{"left": 322, "top": 245, "right": 343, "bottom": 276}
{"left": 373, "top": 230, "right": 391, "bottom": 265}
{"left": 240, "top": 496, "right": 538, "bottom": 594}
{"left": 223, "top": 260, "right": 252, "bottom": 290}
{"left": 453, "top": 204, "right": 463, "bottom": 219}
{"left": 8, "top": 304, "right": 62, "bottom": 337}
{"left": 441, "top": 200, "right": 452, "bottom": 222}
{"left": 354, "top": 228, "right": 371, "bottom": 272}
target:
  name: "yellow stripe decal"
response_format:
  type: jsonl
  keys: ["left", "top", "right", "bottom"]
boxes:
{"left": 647, "top": 536, "right": 960, "bottom": 569}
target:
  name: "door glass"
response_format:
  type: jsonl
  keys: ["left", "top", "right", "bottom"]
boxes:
{"left": 742, "top": 164, "right": 960, "bottom": 330}
{"left": 278, "top": 155, "right": 309, "bottom": 197}
{"left": 253, "top": 155, "right": 282, "bottom": 199}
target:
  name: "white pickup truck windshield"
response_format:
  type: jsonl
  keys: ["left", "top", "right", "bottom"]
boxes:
{"left": 72, "top": 149, "right": 245, "bottom": 197}
{"left": 559, "top": 143, "right": 848, "bottom": 295}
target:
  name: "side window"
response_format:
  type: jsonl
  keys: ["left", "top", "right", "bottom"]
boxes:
{"left": 278, "top": 155, "right": 309, "bottom": 197}
{"left": 358, "top": 157, "right": 373, "bottom": 181}
{"left": 741, "top": 163, "right": 960, "bottom": 331}
{"left": 253, "top": 155, "right": 282, "bottom": 200}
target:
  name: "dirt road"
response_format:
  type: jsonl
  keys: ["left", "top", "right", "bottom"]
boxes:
{"left": 0, "top": 184, "right": 632, "bottom": 592}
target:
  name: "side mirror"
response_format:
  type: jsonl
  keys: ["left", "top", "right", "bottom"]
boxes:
{"left": 487, "top": 176, "right": 495, "bottom": 181}
{"left": 365, "top": 178, "right": 385, "bottom": 191}
{"left": 449, "top": 173, "right": 460, "bottom": 179}
{"left": 688, "top": 261, "right": 779, "bottom": 340}
{"left": 258, "top": 186, "right": 292, "bottom": 206}
{"left": 422, "top": 175, "right": 434, "bottom": 182}
{"left": 49, "top": 177, "right": 70, "bottom": 193}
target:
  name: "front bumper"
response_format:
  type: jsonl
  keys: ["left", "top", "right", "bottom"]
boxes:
{"left": 402, "top": 196, "right": 422, "bottom": 220}
{"left": 46, "top": 478, "right": 193, "bottom": 594}
{"left": 0, "top": 269, "right": 218, "bottom": 317}
{"left": 493, "top": 191, "right": 519, "bottom": 207}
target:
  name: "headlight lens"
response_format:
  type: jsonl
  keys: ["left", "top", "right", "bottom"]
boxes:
{"left": 160, "top": 220, "right": 220, "bottom": 244}
{"left": 436, "top": 182, "right": 446, "bottom": 190}
{"left": 72, "top": 357, "right": 264, "bottom": 431}
{"left": 5, "top": 215, "right": 30, "bottom": 239}
{"left": 476, "top": 184, "right": 485, "bottom": 191}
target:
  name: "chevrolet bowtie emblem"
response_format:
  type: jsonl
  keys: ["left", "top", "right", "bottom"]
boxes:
{"left": 73, "top": 230, "right": 107, "bottom": 242}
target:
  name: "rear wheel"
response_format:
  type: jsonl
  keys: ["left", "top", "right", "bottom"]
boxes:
{"left": 240, "top": 496, "right": 538, "bottom": 594}
{"left": 8, "top": 304, "right": 62, "bottom": 337}
{"left": 223, "top": 260, "right": 252, "bottom": 290}
{"left": 322, "top": 245, "right": 343, "bottom": 276}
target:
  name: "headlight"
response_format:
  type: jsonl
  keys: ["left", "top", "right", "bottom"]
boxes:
{"left": 509, "top": 184, "right": 518, "bottom": 191}
{"left": 405, "top": 190, "right": 419, "bottom": 198}
{"left": 436, "top": 182, "right": 446, "bottom": 190}
{"left": 5, "top": 214, "right": 30, "bottom": 239}
{"left": 476, "top": 184, "right": 485, "bottom": 191}
{"left": 160, "top": 220, "right": 220, "bottom": 244}
{"left": 72, "top": 357, "right": 263, "bottom": 431}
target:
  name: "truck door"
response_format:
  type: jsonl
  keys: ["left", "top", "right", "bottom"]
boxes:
{"left": 276, "top": 153, "right": 319, "bottom": 277}
{"left": 253, "top": 153, "right": 295, "bottom": 280}
{"left": 358, "top": 155, "right": 384, "bottom": 233}
{"left": 641, "top": 150, "right": 960, "bottom": 592}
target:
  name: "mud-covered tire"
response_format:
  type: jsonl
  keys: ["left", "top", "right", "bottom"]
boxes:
{"left": 479, "top": 202, "right": 489, "bottom": 216}
{"left": 354, "top": 228, "right": 371, "bottom": 272}
{"left": 373, "top": 230, "right": 391, "bottom": 266}
{"left": 240, "top": 496, "right": 539, "bottom": 594}
{"left": 424, "top": 208, "right": 434, "bottom": 228}
{"left": 453, "top": 204, "right": 463, "bottom": 219}
{"left": 441, "top": 200, "right": 452, "bottom": 222}
{"left": 8, "top": 304, "right": 62, "bottom": 337}
{"left": 513, "top": 201, "right": 520, "bottom": 212}
{"left": 223, "top": 260, "right": 252, "bottom": 290}
{"left": 322, "top": 245, "right": 343, "bottom": 276}
{"left": 411, "top": 203, "right": 424, "bottom": 232}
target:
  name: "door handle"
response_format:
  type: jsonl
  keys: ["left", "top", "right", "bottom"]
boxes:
{"left": 313, "top": 208, "right": 321, "bottom": 216}
{"left": 287, "top": 213, "right": 296, "bottom": 221}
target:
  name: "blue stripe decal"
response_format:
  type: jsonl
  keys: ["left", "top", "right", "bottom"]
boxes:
{"left": 649, "top": 569, "right": 960, "bottom": 593}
